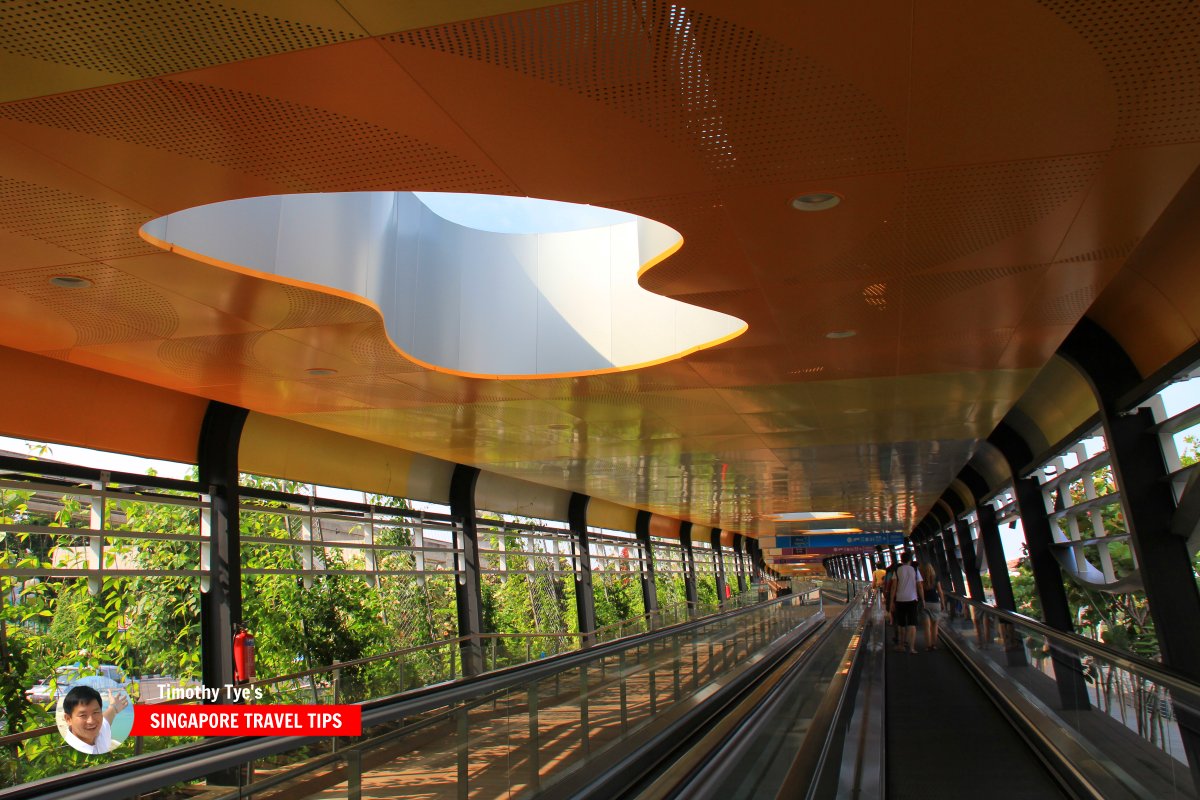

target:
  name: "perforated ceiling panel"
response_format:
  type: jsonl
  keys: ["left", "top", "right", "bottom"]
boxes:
{"left": 0, "top": 176, "right": 157, "bottom": 261}
{"left": 390, "top": 0, "right": 905, "bottom": 184}
{"left": 0, "top": 263, "right": 177, "bottom": 346}
{"left": 1039, "top": 0, "right": 1200, "bottom": 147}
{"left": 0, "top": 0, "right": 363, "bottom": 77}
{"left": 902, "top": 155, "right": 1104, "bottom": 272}
{"left": 158, "top": 331, "right": 274, "bottom": 384}
{"left": 0, "top": 80, "right": 513, "bottom": 193}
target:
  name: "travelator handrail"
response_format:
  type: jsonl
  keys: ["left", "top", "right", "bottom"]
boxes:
{"left": 2, "top": 588, "right": 822, "bottom": 800}
{"left": 645, "top": 583, "right": 877, "bottom": 800}
{"left": 0, "top": 595, "right": 765, "bottom": 753}
{"left": 945, "top": 590, "right": 1200, "bottom": 703}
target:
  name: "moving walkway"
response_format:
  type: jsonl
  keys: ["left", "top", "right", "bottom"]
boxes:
{"left": 6, "top": 582, "right": 1199, "bottom": 800}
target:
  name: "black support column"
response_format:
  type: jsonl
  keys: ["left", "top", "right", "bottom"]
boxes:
{"left": 977, "top": 501, "right": 1026, "bottom": 666}
{"left": 992, "top": 423, "right": 1090, "bottom": 709}
{"left": 976, "top": 502, "right": 1016, "bottom": 611}
{"left": 711, "top": 529, "right": 727, "bottom": 606}
{"left": 197, "top": 402, "right": 248, "bottom": 699}
{"left": 635, "top": 510, "right": 659, "bottom": 626}
{"left": 941, "top": 524, "right": 967, "bottom": 597}
{"left": 733, "top": 534, "right": 748, "bottom": 592}
{"left": 568, "top": 493, "right": 597, "bottom": 645}
{"left": 1061, "top": 319, "right": 1200, "bottom": 778}
{"left": 954, "top": 518, "right": 986, "bottom": 602}
{"left": 679, "top": 522, "right": 698, "bottom": 613}
{"left": 449, "top": 465, "right": 485, "bottom": 676}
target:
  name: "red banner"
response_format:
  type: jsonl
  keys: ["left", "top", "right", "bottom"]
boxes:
{"left": 131, "top": 705, "right": 361, "bottom": 737}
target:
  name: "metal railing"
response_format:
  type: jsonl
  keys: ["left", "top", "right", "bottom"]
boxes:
{"left": 0, "top": 590, "right": 826, "bottom": 800}
{"left": 941, "top": 591, "right": 1200, "bottom": 798}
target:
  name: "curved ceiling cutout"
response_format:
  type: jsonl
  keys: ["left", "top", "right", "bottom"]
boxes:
{"left": 141, "top": 193, "right": 747, "bottom": 379}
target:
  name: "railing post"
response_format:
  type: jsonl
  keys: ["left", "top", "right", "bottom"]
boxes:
{"left": 449, "top": 465, "right": 485, "bottom": 677}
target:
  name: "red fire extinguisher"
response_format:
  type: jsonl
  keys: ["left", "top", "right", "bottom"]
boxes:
{"left": 233, "top": 624, "right": 257, "bottom": 683}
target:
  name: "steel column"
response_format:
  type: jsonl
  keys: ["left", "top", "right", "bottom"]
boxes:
{"left": 954, "top": 518, "right": 986, "bottom": 601}
{"left": 711, "top": 529, "right": 727, "bottom": 606}
{"left": 940, "top": 526, "right": 967, "bottom": 596}
{"left": 635, "top": 510, "right": 659, "bottom": 625}
{"left": 733, "top": 534, "right": 748, "bottom": 592}
{"left": 197, "top": 401, "right": 247, "bottom": 787}
{"left": 449, "top": 465, "right": 485, "bottom": 676}
{"left": 679, "top": 522, "right": 698, "bottom": 612}
{"left": 197, "top": 401, "right": 248, "bottom": 698}
{"left": 976, "top": 503, "right": 1016, "bottom": 611}
{"left": 568, "top": 493, "right": 597, "bottom": 644}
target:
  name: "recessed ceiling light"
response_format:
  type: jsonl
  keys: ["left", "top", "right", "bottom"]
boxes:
{"left": 765, "top": 511, "right": 853, "bottom": 522}
{"left": 824, "top": 329, "right": 857, "bottom": 339}
{"left": 793, "top": 527, "right": 863, "bottom": 534}
{"left": 790, "top": 192, "right": 841, "bottom": 211}
{"left": 843, "top": 407, "right": 868, "bottom": 414}
{"left": 48, "top": 275, "right": 92, "bottom": 289}
{"left": 305, "top": 367, "right": 338, "bottom": 376}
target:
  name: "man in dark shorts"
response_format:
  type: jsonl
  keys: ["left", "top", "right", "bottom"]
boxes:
{"left": 888, "top": 552, "right": 923, "bottom": 654}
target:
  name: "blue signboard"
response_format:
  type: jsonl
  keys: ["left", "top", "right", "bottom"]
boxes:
{"left": 773, "top": 532, "right": 904, "bottom": 549}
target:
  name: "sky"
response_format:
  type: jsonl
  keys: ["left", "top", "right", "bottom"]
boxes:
{"left": 412, "top": 192, "right": 634, "bottom": 234}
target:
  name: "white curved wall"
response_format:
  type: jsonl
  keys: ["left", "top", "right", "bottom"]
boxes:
{"left": 142, "top": 192, "right": 746, "bottom": 378}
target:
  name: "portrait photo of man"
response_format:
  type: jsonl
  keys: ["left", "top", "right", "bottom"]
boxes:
{"left": 58, "top": 685, "right": 130, "bottom": 755}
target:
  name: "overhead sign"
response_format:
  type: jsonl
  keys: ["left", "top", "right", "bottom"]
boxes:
{"left": 770, "top": 532, "right": 904, "bottom": 549}
{"left": 770, "top": 546, "right": 876, "bottom": 559}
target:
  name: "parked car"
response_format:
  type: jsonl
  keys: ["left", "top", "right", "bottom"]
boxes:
{"left": 25, "top": 664, "right": 128, "bottom": 704}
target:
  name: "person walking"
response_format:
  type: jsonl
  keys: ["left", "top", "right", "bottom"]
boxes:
{"left": 889, "top": 552, "right": 923, "bottom": 654}
{"left": 917, "top": 559, "right": 943, "bottom": 650}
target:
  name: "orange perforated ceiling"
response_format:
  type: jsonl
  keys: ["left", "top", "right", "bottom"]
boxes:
{"left": 0, "top": 0, "right": 1199, "bottom": 558}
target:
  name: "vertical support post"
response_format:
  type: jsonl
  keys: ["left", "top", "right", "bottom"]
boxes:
{"left": 449, "top": 465, "right": 484, "bottom": 677}
{"left": 990, "top": 421, "right": 1090, "bottom": 707}
{"left": 197, "top": 402, "right": 247, "bottom": 787}
{"left": 679, "top": 522, "right": 698, "bottom": 613}
{"left": 569, "top": 493, "right": 597, "bottom": 645}
{"left": 940, "top": 526, "right": 967, "bottom": 596}
{"left": 976, "top": 503, "right": 1016, "bottom": 611}
{"left": 635, "top": 511, "right": 659, "bottom": 627}
{"left": 710, "top": 529, "right": 727, "bottom": 607}
{"left": 87, "top": 475, "right": 107, "bottom": 596}
{"left": 930, "top": 534, "right": 953, "bottom": 595}
{"left": 977, "top": 502, "right": 1025, "bottom": 665}
{"left": 749, "top": 539, "right": 764, "bottom": 582}
{"left": 197, "top": 402, "right": 248, "bottom": 698}
{"left": 955, "top": 518, "right": 986, "bottom": 601}
{"left": 733, "top": 534, "right": 748, "bottom": 592}
{"left": 1015, "top": 473, "right": 1091, "bottom": 709}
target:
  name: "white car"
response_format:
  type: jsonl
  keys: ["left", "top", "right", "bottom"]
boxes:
{"left": 25, "top": 664, "right": 128, "bottom": 704}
